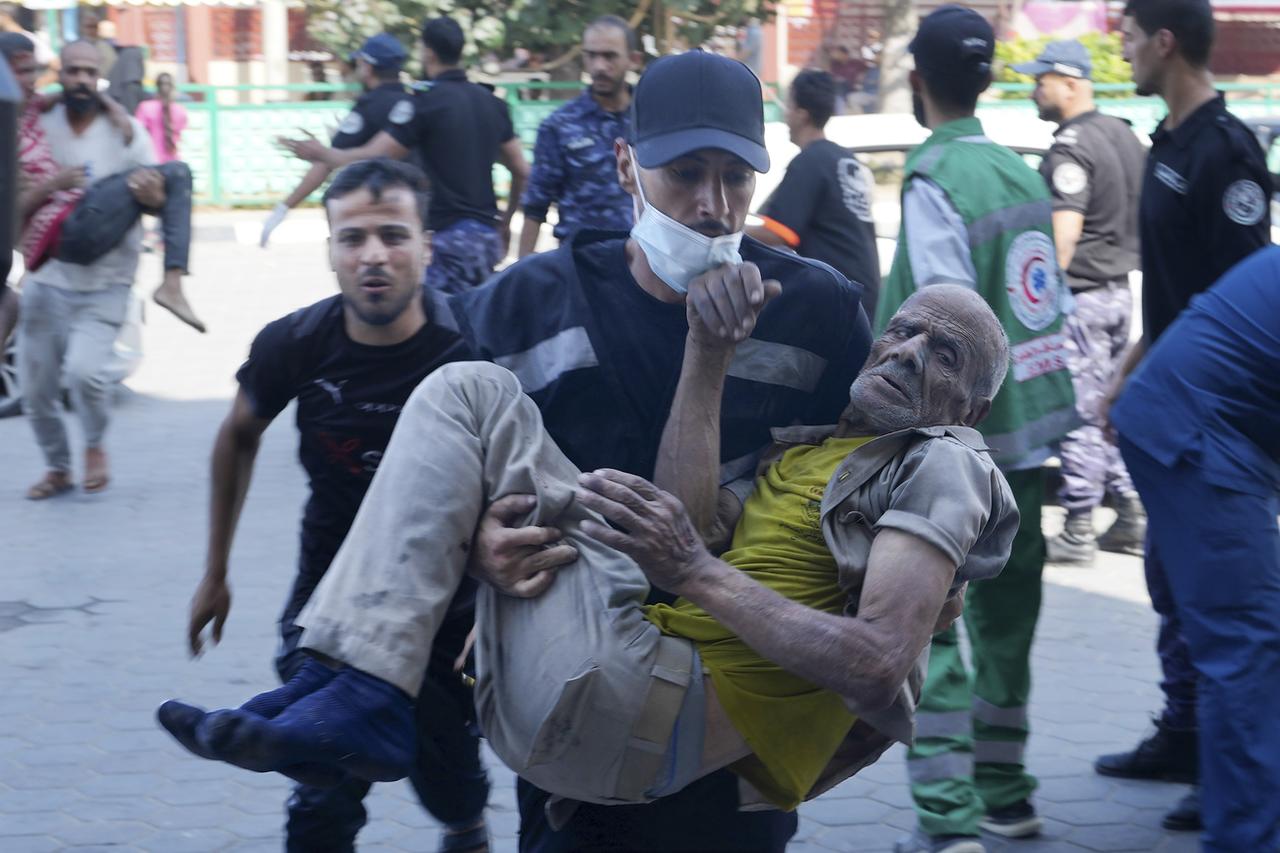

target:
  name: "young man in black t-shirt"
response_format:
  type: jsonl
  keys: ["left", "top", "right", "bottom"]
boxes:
{"left": 185, "top": 159, "right": 490, "bottom": 853}
{"left": 748, "top": 69, "right": 881, "bottom": 317}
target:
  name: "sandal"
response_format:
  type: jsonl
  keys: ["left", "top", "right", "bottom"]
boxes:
{"left": 26, "top": 471, "right": 75, "bottom": 500}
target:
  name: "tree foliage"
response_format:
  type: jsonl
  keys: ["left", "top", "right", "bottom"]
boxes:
{"left": 304, "top": 0, "right": 772, "bottom": 72}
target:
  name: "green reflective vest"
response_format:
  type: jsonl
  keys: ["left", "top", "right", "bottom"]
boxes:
{"left": 876, "top": 117, "right": 1078, "bottom": 467}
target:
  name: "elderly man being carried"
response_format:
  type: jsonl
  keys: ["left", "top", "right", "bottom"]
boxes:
{"left": 159, "top": 279, "right": 1018, "bottom": 812}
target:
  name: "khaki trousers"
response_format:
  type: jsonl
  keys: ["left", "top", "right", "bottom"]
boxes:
{"left": 297, "top": 362, "right": 695, "bottom": 805}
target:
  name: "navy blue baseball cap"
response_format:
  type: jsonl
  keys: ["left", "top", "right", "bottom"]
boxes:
{"left": 910, "top": 6, "right": 994, "bottom": 79}
{"left": 630, "top": 50, "right": 770, "bottom": 173}
{"left": 1011, "top": 40, "right": 1093, "bottom": 80}
{"left": 352, "top": 33, "right": 407, "bottom": 71}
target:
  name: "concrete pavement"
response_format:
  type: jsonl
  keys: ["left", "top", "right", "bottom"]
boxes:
{"left": 1, "top": 211, "right": 1199, "bottom": 852}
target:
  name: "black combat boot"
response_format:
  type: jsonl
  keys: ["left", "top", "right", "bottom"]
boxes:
{"left": 1046, "top": 509, "right": 1096, "bottom": 565}
{"left": 1095, "top": 718, "right": 1198, "bottom": 783}
{"left": 1162, "top": 786, "right": 1202, "bottom": 831}
{"left": 1098, "top": 493, "right": 1147, "bottom": 556}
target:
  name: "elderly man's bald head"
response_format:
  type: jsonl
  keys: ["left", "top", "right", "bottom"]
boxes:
{"left": 898, "top": 284, "right": 1010, "bottom": 397}
{"left": 843, "top": 284, "right": 1010, "bottom": 435}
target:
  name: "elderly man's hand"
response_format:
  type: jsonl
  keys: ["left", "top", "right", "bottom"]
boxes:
{"left": 468, "top": 494, "right": 578, "bottom": 598}
{"left": 686, "top": 262, "right": 782, "bottom": 352}
{"left": 575, "top": 469, "right": 711, "bottom": 594}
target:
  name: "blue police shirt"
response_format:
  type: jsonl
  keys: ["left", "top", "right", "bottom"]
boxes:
{"left": 520, "top": 90, "right": 633, "bottom": 242}
{"left": 1113, "top": 245, "right": 1280, "bottom": 497}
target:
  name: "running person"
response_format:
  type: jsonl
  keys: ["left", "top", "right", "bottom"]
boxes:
{"left": 260, "top": 33, "right": 415, "bottom": 247}
{"left": 282, "top": 17, "right": 531, "bottom": 294}
{"left": 185, "top": 159, "right": 491, "bottom": 853}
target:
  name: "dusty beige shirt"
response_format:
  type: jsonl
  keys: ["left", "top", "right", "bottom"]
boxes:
{"left": 737, "top": 424, "right": 1019, "bottom": 807}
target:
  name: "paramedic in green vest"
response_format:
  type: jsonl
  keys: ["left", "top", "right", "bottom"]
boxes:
{"left": 878, "top": 9, "right": 1078, "bottom": 853}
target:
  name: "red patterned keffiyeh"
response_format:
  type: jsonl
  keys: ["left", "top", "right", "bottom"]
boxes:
{"left": 18, "top": 102, "right": 84, "bottom": 271}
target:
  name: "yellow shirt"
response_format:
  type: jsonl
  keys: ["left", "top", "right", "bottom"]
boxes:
{"left": 645, "top": 435, "right": 873, "bottom": 809}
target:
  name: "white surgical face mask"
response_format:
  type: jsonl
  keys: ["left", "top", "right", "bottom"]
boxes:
{"left": 628, "top": 147, "right": 743, "bottom": 294}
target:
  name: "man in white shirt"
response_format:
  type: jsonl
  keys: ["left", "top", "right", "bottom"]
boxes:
{"left": 19, "top": 41, "right": 160, "bottom": 499}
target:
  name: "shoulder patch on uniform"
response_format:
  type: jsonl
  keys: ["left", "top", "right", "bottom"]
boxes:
{"left": 1004, "top": 231, "right": 1063, "bottom": 332}
{"left": 1052, "top": 161, "right": 1088, "bottom": 196}
{"left": 337, "top": 110, "right": 364, "bottom": 136}
{"left": 411, "top": 80, "right": 434, "bottom": 93}
{"left": 389, "top": 99, "right": 414, "bottom": 125}
{"left": 1056, "top": 127, "right": 1080, "bottom": 146}
{"left": 1223, "top": 179, "right": 1267, "bottom": 226}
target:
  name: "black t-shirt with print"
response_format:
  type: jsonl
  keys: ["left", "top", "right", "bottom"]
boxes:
{"left": 236, "top": 291, "right": 472, "bottom": 622}
{"left": 759, "top": 139, "right": 881, "bottom": 314}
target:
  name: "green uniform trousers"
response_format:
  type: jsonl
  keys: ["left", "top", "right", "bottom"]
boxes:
{"left": 906, "top": 467, "right": 1045, "bottom": 837}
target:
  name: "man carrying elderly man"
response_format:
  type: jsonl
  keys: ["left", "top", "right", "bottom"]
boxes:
{"left": 159, "top": 275, "right": 1020, "bottom": 816}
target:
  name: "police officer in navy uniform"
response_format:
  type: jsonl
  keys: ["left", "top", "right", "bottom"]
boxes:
{"left": 1096, "top": 0, "right": 1271, "bottom": 833}
{"left": 517, "top": 15, "right": 641, "bottom": 257}
{"left": 283, "top": 16, "right": 531, "bottom": 295}
{"left": 262, "top": 33, "right": 416, "bottom": 246}
{"left": 1012, "top": 40, "right": 1149, "bottom": 566}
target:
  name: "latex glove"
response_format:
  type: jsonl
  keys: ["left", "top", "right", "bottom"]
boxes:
{"left": 261, "top": 203, "right": 289, "bottom": 247}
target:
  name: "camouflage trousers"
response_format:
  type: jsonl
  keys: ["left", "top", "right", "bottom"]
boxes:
{"left": 1057, "top": 282, "right": 1136, "bottom": 511}
{"left": 426, "top": 218, "right": 505, "bottom": 295}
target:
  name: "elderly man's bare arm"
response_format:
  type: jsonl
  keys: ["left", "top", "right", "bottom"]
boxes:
{"left": 576, "top": 471, "right": 953, "bottom": 711}
{"left": 652, "top": 262, "right": 780, "bottom": 544}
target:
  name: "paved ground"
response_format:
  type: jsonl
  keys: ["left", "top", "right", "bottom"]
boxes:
{"left": 1, "top": 212, "right": 1200, "bottom": 852}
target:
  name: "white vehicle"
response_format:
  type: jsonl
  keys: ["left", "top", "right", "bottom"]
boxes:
{"left": 0, "top": 251, "right": 144, "bottom": 418}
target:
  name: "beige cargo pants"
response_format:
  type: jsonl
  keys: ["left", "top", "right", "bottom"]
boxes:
{"left": 297, "top": 361, "right": 696, "bottom": 805}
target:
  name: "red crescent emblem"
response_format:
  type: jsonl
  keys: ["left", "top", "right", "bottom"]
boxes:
{"left": 1021, "top": 252, "right": 1046, "bottom": 304}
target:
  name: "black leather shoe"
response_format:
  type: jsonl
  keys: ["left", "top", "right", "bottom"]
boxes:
{"left": 1095, "top": 718, "right": 1197, "bottom": 783}
{"left": 1162, "top": 788, "right": 1203, "bottom": 832}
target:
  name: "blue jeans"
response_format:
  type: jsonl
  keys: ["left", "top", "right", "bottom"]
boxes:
{"left": 278, "top": 607, "right": 488, "bottom": 852}
{"left": 57, "top": 161, "right": 193, "bottom": 273}
{"left": 1120, "top": 436, "right": 1280, "bottom": 852}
